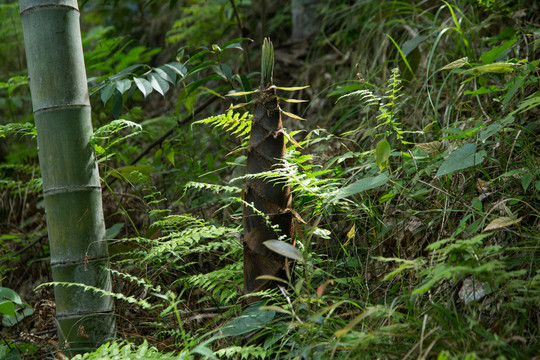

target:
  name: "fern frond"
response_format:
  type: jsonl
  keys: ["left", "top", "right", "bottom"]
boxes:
{"left": 71, "top": 340, "right": 177, "bottom": 360}
{"left": 195, "top": 109, "right": 252, "bottom": 143}
{"left": 337, "top": 89, "right": 380, "bottom": 106}
{"left": 182, "top": 262, "right": 242, "bottom": 304}
{"left": 185, "top": 181, "right": 241, "bottom": 195}
{"left": 35, "top": 282, "right": 154, "bottom": 309}
{"left": 216, "top": 345, "right": 270, "bottom": 359}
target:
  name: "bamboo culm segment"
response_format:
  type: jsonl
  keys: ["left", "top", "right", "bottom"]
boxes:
{"left": 19, "top": 0, "right": 115, "bottom": 355}
{"left": 243, "top": 85, "right": 294, "bottom": 294}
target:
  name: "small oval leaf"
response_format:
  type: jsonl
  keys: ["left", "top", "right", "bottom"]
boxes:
{"left": 375, "top": 138, "right": 391, "bottom": 171}
{"left": 263, "top": 240, "right": 303, "bottom": 261}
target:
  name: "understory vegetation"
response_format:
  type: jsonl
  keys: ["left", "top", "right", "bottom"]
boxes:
{"left": 1, "top": 0, "right": 539, "bottom": 359}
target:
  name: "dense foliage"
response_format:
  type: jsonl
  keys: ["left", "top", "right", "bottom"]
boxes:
{"left": 1, "top": 0, "right": 538, "bottom": 359}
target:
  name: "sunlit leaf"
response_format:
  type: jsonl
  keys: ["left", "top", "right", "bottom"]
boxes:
{"left": 277, "top": 96, "right": 308, "bottom": 103}
{"left": 148, "top": 72, "right": 169, "bottom": 96}
{"left": 226, "top": 90, "right": 256, "bottom": 97}
{"left": 115, "top": 79, "right": 132, "bottom": 94}
{"left": 101, "top": 82, "right": 116, "bottom": 105}
{"left": 465, "top": 62, "right": 518, "bottom": 74}
{"left": 163, "top": 62, "right": 187, "bottom": 78}
{"left": 215, "top": 304, "right": 275, "bottom": 338}
{"left": 436, "top": 143, "right": 486, "bottom": 177}
{"left": 483, "top": 217, "right": 523, "bottom": 232}
{"left": 440, "top": 57, "right": 469, "bottom": 70}
{"left": 281, "top": 109, "right": 305, "bottom": 121}
{"left": 272, "top": 85, "right": 309, "bottom": 91}
{"left": 256, "top": 275, "right": 288, "bottom": 284}
{"left": 333, "top": 173, "right": 389, "bottom": 201}
{"left": 375, "top": 138, "right": 391, "bottom": 170}
{"left": 264, "top": 240, "right": 303, "bottom": 261}
{"left": 134, "top": 77, "right": 153, "bottom": 98}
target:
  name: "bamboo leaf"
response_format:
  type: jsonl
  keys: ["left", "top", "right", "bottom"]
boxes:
{"left": 256, "top": 275, "right": 289, "bottom": 284}
{"left": 281, "top": 109, "right": 306, "bottom": 121}
{"left": 273, "top": 85, "right": 310, "bottom": 91}
{"left": 483, "top": 217, "right": 523, "bottom": 232}
{"left": 281, "top": 129, "right": 303, "bottom": 148}
{"left": 226, "top": 90, "right": 256, "bottom": 97}
{"left": 277, "top": 96, "right": 308, "bottom": 103}
{"left": 264, "top": 240, "right": 304, "bottom": 261}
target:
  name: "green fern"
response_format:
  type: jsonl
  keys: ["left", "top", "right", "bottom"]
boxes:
{"left": 194, "top": 108, "right": 252, "bottom": 144}
{"left": 181, "top": 262, "right": 242, "bottom": 304}
{"left": 34, "top": 281, "right": 154, "bottom": 309}
{"left": 215, "top": 345, "right": 270, "bottom": 359}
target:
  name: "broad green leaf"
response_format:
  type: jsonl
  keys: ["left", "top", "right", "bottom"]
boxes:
{"left": 480, "top": 38, "right": 517, "bottom": 64}
{"left": 154, "top": 67, "right": 175, "bottom": 84}
{"left": 0, "top": 287, "right": 23, "bottom": 305}
{"left": 115, "top": 79, "right": 132, "bottom": 95}
{"left": 483, "top": 217, "right": 522, "bottom": 231}
{"left": 0, "top": 300, "right": 16, "bottom": 318}
{"left": 375, "top": 138, "right": 391, "bottom": 170}
{"left": 479, "top": 116, "right": 514, "bottom": 142}
{"left": 191, "top": 345, "right": 218, "bottom": 360}
{"left": 148, "top": 72, "right": 169, "bottom": 96}
{"left": 521, "top": 172, "right": 534, "bottom": 192}
{"left": 101, "top": 82, "right": 116, "bottom": 105}
{"left": 215, "top": 304, "right": 275, "bottom": 338}
{"left": 465, "top": 62, "right": 518, "bottom": 74}
{"left": 334, "top": 173, "right": 390, "bottom": 201}
{"left": 106, "top": 223, "right": 124, "bottom": 240}
{"left": 264, "top": 240, "right": 303, "bottom": 261}
{"left": 134, "top": 77, "right": 153, "bottom": 98}
{"left": 436, "top": 144, "right": 486, "bottom": 177}
{"left": 163, "top": 62, "right": 187, "bottom": 78}
{"left": 401, "top": 35, "right": 429, "bottom": 56}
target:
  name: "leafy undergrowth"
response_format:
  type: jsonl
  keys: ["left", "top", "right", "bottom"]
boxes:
{"left": 1, "top": 0, "right": 539, "bottom": 359}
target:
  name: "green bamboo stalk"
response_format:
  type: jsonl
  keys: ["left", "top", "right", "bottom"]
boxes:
{"left": 243, "top": 39, "right": 294, "bottom": 295}
{"left": 18, "top": 0, "right": 115, "bottom": 355}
